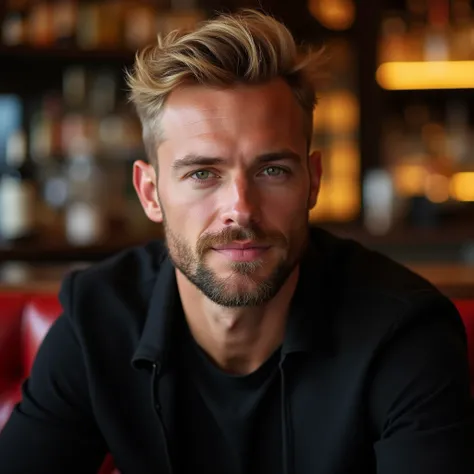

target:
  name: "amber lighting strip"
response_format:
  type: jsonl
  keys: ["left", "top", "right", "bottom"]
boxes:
{"left": 450, "top": 172, "right": 474, "bottom": 202}
{"left": 376, "top": 61, "right": 474, "bottom": 90}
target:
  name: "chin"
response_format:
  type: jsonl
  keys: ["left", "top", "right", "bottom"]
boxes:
{"left": 207, "top": 280, "right": 274, "bottom": 308}
{"left": 224, "top": 271, "right": 278, "bottom": 296}
{"left": 193, "top": 259, "right": 293, "bottom": 307}
{"left": 228, "top": 271, "right": 265, "bottom": 284}
{"left": 223, "top": 262, "right": 277, "bottom": 281}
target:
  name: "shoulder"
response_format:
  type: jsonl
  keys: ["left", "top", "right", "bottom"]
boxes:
{"left": 308, "top": 228, "right": 464, "bottom": 345}
{"left": 57, "top": 239, "right": 168, "bottom": 329}
{"left": 310, "top": 227, "right": 437, "bottom": 298}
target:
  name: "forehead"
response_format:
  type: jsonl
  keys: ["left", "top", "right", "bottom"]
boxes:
{"left": 158, "top": 80, "right": 307, "bottom": 156}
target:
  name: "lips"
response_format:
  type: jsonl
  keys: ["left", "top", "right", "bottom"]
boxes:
{"left": 212, "top": 241, "right": 269, "bottom": 251}
{"left": 211, "top": 242, "right": 271, "bottom": 262}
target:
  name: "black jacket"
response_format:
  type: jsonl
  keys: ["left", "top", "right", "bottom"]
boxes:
{"left": 0, "top": 228, "right": 473, "bottom": 474}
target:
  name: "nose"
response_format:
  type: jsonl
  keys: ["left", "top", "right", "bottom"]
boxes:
{"left": 220, "top": 175, "right": 260, "bottom": 227}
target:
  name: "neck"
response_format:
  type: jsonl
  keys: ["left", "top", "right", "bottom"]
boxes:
{"left": 176, "top": 267, "right": 299, "bottom": 375}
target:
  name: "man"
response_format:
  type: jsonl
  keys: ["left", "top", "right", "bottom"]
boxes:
{"left": 0, "top": 9, "right": 473, "bottom": 474}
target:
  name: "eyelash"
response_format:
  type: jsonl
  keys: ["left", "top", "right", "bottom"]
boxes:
{"left": 190, "top": 170, "right": 218, "bottom": 181}
{"left": 188, "top": 166, "right": 289, "bottom": 183}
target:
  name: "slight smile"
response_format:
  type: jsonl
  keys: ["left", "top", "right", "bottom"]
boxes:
{"left": 212, "top": 242, "right": 271, "bottom": 262}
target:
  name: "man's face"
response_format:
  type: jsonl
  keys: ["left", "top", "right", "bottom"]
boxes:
{"left": 136, "top": 79, "right": 321, "bottom": 307}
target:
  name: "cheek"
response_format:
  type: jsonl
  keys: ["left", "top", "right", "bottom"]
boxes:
{"left": 160, "top": 185, "right": 216, "bottom": 238}
{"left": 161, "top": 177, "right": 217, "bottom": 211}
{"left": 261, "top": 185, "right": 309, "bottom": 220}
{"left": 259, "top": 192, "right": 309, "bottom": 247}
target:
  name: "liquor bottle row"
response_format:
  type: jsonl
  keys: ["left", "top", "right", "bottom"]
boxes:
{"left": 0, "top": 121, "right": 152, "bottom": 245}
{"left": 383, "top": 101, "right": 474, "bottom": 170}
{"left": 379, "top": 0, "right": 474, "bottom": 63}
{"left": 26, "top": 66, "right": 144, "bottom": 165}
{"left": 364, "top": 100, "right": 474, "bottom": 235}
{"left": 1, "top": 0, "right": 203, "bottom": 51}
{"left": 0, "top": 65, "right": 149, "bottom": 245}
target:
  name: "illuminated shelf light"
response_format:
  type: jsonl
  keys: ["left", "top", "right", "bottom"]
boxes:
{"left": 450, "top": 172, "right": 474, "bottom": 202}
{"left": 376, "top": 61, "right": 474, "bottom": 90}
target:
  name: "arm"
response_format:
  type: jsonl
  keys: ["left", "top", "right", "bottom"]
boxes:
{"left": 370, "top": 293, "right": 474, "bottom": 474}
{"left": 0, "top": 310, "right": 107, "bottom": 473}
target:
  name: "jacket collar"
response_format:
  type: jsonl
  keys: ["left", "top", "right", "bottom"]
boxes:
{"left": 281, "top": 241, "right": 332, "bottom": 356}
{"left": 131, "top": 255, "right": 180, "bottom": 369}
{"left": 132, "top": 234, "right": 333, "bottom": 369}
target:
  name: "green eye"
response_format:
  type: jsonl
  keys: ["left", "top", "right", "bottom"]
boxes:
{"left": 264, "top": 166, "right": 285, "bottom": 177}
{"left": 192, "top": 170, "right": 213, "bottom": 180}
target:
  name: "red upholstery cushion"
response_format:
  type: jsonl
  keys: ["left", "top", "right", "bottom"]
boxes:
{"left": 0, "top": 292, "right": 120, "bottom": 473}
{"left": 99, "top": 454, "right": 120, "bottom": 474}
{"left": 454, "top": 300, "right": 474, "bottom": 394}
{"left": 0, "top": 383, "right": 21, "bottom": 432}
{"left": 0, "top": 294, "right": 26, "bottom": 393}
{"left": 20, "top": 295, "right": 120, "bottom": 473}
{"left": 21, "top": 295, "right": 62, "bottom": 377}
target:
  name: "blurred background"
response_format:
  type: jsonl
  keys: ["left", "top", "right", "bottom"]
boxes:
{"left": 0, "top": 0, "right": 473, "bottom": 294}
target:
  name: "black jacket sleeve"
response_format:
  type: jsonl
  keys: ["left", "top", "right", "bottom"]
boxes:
{"left": 369, "top": 292, "right": 474, "bottom": 474}
{"left": 0, "top": 289, "right": 107, "bottom": 473}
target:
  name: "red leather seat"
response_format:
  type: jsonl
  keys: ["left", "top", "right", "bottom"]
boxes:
{"left": 454, "top": 300, "right": 474, "bottom": 395}
{"left": 0, "top": 292, "right": 118, "bottom": 473}
{"left": 0, "top": 294, "right": 26, "bottom": 430}
{"left": 22, "top": 295, "right": 62, "bottom": 377}
{"left": 0, "top": 294, "right": 25, "bottom": 394}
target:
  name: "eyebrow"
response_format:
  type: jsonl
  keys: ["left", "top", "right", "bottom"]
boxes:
{"left": 171, "top": 150, "right": 301, "bottom": 171}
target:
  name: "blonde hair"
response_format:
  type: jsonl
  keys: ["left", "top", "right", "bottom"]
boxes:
{"left": 126, "top": 9, "right": 324, "bottom": 163}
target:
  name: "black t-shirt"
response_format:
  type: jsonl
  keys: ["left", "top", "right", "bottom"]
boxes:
{"left": 174, "top": 325, "right": 283, "bottom": 474}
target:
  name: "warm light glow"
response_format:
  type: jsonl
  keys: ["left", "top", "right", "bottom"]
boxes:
{"left": 313, "top": 90, "right": 359, "bottom": 133}
{"left": 376, "top": 61, "right": 474, "bottom": 90}
{"left": 450, "top": 172, "right": 474, "bottom": 202}
{"left": 329, "top": 180, "right": 360, "bottom": 220}
{"left": 329, "top": 141, "right": 360, "bottom": 179}
{"left": 326, "top": 91, "right": 359, "bottom": 132}
{"left": 309, "top": 178, "right": 359, "bottom": 222}
{"left": 393, "top": 164, "right": 427, "bottom": 196}
{"left": 308, "top": 0, "right": 355, "bottom": 31}
{"left": 424, "top": 174, "right": 450, "bottom": 203}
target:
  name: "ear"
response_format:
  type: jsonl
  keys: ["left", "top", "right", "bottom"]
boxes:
{"left": 308, "top": 150, "right": 322, "bottom": 210}
{"left": 132, "top": 160, "right": 163, "bottom": 223}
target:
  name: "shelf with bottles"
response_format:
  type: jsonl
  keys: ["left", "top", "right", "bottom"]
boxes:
{"left": 26, "top": 65, "right": 144, "bottom": 159}
{"left": 377, "top": 0, "right": 474, "bottom": 91}
{"left": 363, "top": 98, "right": 474, "bottom": 236}
{"left": 358, "top": 0, "right": 474, "bottom": 236}
{"left": 0, "top": 0, "right": 205, "bottom": 57}
{"left": 0, "top": 64, "right": 150, "bottom": 247}
{"left": 0, "top": 127, "right": 153, "bottom": 249}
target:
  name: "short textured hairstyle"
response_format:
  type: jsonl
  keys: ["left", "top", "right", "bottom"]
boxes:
{"left": 126, "top": 9, "right": 324, "bottom": 163}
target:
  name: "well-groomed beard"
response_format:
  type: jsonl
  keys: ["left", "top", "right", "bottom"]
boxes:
{"left": 162, "top": 217, "right": 309, "bottom": 308}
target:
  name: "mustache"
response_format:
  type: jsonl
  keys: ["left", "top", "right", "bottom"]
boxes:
{"left": 196, "top": 226, "right": 287, "bottom": 257}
